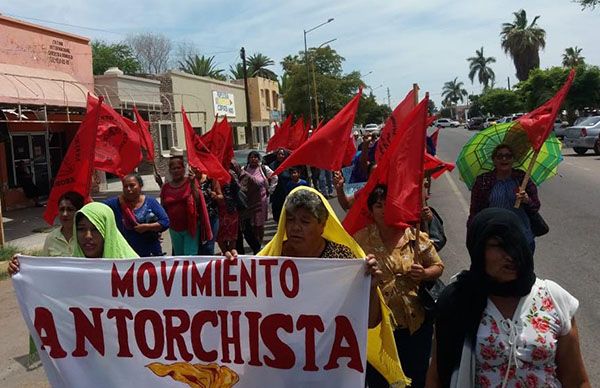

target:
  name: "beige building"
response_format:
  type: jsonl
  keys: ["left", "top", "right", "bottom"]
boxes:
{"left": 241, "top": 77, "right": 282, "bottom": 146}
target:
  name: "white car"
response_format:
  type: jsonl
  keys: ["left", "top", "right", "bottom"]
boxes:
{"left": 362, "top": 123, "right": 380, "bottom": 134}
{"left": 435, "top": 118, "right": 460, "bottom": 128}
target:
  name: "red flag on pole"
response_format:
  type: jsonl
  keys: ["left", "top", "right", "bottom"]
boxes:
{"left": 517, "top": 68, "right": 575, "bottom": 151}
{"left": 267, "top": 115, "right": 293, "bottom": 152}
{"left": 130, "top": 106, "right": 155, "bottom": 162}
{"left": 343, "top": 97, "right": 429, "bottom": 235}
{"left": 429, "top": 128, "right": 440, "bottom": 149}
{"left": 273, "top": 89, "right": 363, "bottom": 175}
{"left": 375, "top": 89, "right": 417, "bottom": 162}
{"left": 424, "top": 152, "right": 454, "bottom": 179}
{"left": 201, "top": 116, "right": 234, "bottom": 168}
{"left": 182, "top": 107, "right": 231, "bottom": 184}
{"left": 43, "top": 94, "right": 102, "bottom": 225}
{"left": 88, "top": 95, "right": 142, "bottom": 177}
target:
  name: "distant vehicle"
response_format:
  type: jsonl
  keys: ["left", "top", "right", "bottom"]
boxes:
{"left": 435, "top": 118, "right": 460, "bottom": 128}
{"left": 466, "top": 117, "right": 484, "bottom": 131}
{"left": 495, "top": 117, "right": 511, "bottom": 124}
{"left": 482, "top": 117, "right": 498, "bottom": 128}
{"left": 562, "top": 116, "right": 600, "bottom": 155}
{"left": 234, "top": 149, "right": 266, "bottom": 165}
{"left": 362, "top": 123, "right": 380, "bottom": 134}
{"left": 553, "top": 119, "right": 569, "bottom": 140}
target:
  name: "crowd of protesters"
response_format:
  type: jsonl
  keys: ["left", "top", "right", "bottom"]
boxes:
{"left": 8, "top": 133, "right": 590, "bottom": 387}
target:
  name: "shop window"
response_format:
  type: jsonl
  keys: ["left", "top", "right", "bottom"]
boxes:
{"left": 265, "top": 90, "right": 271, "bottom": 109}
{"left": 272, "top": 91, "right": 278, "bottom": 110}
{"left": 158, "top": 121, "right": 174, "bottom": 153}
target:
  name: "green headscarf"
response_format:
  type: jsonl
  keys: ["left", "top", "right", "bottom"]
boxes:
{"left": 73, "top": 202, "right": 139, "bottom": 259}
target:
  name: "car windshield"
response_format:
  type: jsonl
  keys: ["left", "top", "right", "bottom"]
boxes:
{"left": 578, "top": 116, "right": 600, "bottom": 126}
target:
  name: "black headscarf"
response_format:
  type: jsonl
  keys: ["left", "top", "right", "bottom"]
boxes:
{"left": 435, "top": 208, "right": 536, "bottom": 386}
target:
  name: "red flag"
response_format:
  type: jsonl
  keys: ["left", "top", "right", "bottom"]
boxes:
{"left": 274, "top": 90, "right": 362, "bottom": 175}
{"left": 343, "top": 97, "right": 429, "bottom": 235}
{"left": 201, "top": 116, "right": 234, "bottom": 168}
{"left": 43, "top": 94, "right": 101, "bottom": 225}
{"left": 267, "top": 115, "right": 293, "bottom": 152}
{"left": 517, "top": 68, "right": 575, "bottom": 151}
{"left": 88, "top": 95, "right": 142, "bottom": 177}
{"left": 343, "top": 131, "right": 357, "bottom": 167}
{"left": 430, "top": 128, "right": 440, "bottom": 149}
{"left": 375, "top": 89, "right": 416, "bottom": 162}
{"left": 286, "top": 117, "right": 309, "bottom": 150}
{"left": 126, "top": 106, "right": 155, "bottom": 162}
{"left": 424, "top": 152, "right": 454, "bottom": 179}
{"left": 182, "top": 107, "right": 231, "bottom": 184}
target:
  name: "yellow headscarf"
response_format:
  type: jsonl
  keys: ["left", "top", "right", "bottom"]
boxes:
{"left": 259, "top": 186, "right": 409, "bottom": 386}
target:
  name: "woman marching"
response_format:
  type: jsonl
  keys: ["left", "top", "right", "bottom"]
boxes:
{"left": 160, "top": 156, "right": 201, "bottom": 256}
{"left": 427, "top": 208, "right": 589, "bottom": 387}
{"left": 105, "top": 173, "right": 169, "bottom": 257}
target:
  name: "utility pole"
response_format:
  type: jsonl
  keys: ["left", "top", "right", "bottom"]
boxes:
{"left": 387, "top": 87, "right": 391, "bottom": 108}
{"left": 507, "top": 76, "right": 511, "bottom": 91}
{"left": 240, "top": 47, "right": 254, "bottom": 148}
{"left": 303, "top": 32, "right": 313, "bottom": 129}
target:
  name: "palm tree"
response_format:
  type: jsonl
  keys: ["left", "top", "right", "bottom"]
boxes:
{"left": 229, "top": 63, "right": 244, "bottom": 80}
{"left": 247, "top": 53, "right": 277, "bottom": 80}
{"left": 467, "top": 47, "right": 496, "bottom": 89}
{"left": 179, "top": 54, "right": 226, "bottom": 80}
{"left": 442, "top": 78, "right": 468, "bottom": 118}
{"left": 562, "top": 46, "right": 585, "bottom": 67}
{"left": 500, "top": 9, "right": 546, "bottom": 82}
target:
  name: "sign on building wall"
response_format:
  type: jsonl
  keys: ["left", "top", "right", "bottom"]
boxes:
{"left": 213, "top": 91, "right": 236, "bottom": 117}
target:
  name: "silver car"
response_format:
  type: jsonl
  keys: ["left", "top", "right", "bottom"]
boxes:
{"left": 563, "top": 116, "right": 600, "bottom": 155}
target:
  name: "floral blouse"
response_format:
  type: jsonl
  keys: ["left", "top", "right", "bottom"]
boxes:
{"left": 475, "top": 279, "right": 579, "bottom": 387}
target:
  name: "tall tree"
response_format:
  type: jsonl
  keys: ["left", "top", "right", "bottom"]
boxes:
{"left": 562, "top": 46, "right": 585, "bottom": 67}
{"left": 500, "top": 9, "right": 546, "bottom": 82}
{"left": 126, "top": 33, "right": 172, "bottom": 74}
{"left": 467, "top": 47, "right": 496, "bottom": 89}
{"left": 442, "top": 78, "right": 468, "bottom": 106}
{"left": 229, "top": 63, "right": 244, "bottom": 80}
{"left": 179, "top": 54, "right": 226, "bottom": 80}
{"left": 91, "top": 40, "right": 141, "bottom": 75}
{"left": 247, "top": 53, "right": 277, "bottom": 80}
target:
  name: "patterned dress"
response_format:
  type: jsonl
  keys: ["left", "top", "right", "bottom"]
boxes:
{"left": 475, "top": 279, "right": 579, "bottom": 387}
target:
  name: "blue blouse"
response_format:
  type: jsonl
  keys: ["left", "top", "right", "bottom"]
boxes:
{"left": 104, "top": 196, "right": 169, "bottom": 257}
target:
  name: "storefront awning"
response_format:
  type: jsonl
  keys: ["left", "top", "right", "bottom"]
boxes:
{"left": 0, "top": 63, "right": 89, "bottom": 108}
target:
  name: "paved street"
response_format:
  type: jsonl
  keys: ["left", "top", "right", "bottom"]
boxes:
{"left": 1, "top": 129, "right": 599, "bottom": 384}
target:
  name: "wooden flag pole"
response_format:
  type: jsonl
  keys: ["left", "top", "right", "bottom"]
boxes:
{"left": 412, "top": 84, "right": 422, "bottom": 262}
{"left": 514, "top": 148, "right": 540, "bottom": 208}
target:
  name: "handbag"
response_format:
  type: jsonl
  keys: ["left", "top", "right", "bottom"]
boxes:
{"left": 418, "top": 278, "right": 446, "bottom": 320}
{"left": 529, "top": 211, "right": 549, "bottom": 237}
{"left": 428, "top": 207, "right": 447, "bottom": 252}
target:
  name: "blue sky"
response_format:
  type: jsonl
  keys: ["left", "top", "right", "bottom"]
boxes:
{"left": 2, "top": 0, "right": 598, "bottom": 109}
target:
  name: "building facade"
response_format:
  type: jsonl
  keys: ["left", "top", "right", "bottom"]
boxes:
{"left": 0, "top": 15, "right": 92, "bottom": 210}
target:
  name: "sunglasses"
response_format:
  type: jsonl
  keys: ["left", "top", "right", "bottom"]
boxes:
{"left": 495, "top": 152, "right": 513, "bottom": 160}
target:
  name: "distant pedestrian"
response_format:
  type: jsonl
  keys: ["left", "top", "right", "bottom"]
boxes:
{"left": 285, "top": 167, "right": 308, "bottom": 195}
{"left": 16, "top": 160, "right": 43, "bottom": 207}
{"left": 160, "top": 156, "right": 200, "bottom": 256}
{"left": 198, "top": 177, "right": 222, "bottom": 255}
{"left": 268, "top": 148, "right": 290, "bottom": 224}
{"left": 105, "top": 173, "right": 169, "bottom": 257}
{"left": 217, "top": 161, "right": 241, "bottom": 254}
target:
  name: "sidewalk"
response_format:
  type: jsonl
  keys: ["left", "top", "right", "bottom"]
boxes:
{"left": 2, "top": 174, "right": 162, "bottom": 252}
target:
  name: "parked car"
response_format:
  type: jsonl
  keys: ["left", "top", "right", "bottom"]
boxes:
{"left": 482, "top": 117, "right": 498, "bottom": 128}
{"left": 435, "top": 118, "right": 460, "bottom": 128}
{"left": 553, "top": 119, "right": 569, "bottom": 140}
{"left": 562, "top": 116, "right": 600, "bottom": 155}
{"left": 466, "top": 117, "right": 484, "bottom": 131}
{"left": 362, "top": 123, "right": 380, "bottom": 134}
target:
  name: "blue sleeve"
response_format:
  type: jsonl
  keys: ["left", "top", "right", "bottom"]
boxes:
{"left": 147, "top": 197, "right": 170, "bottom": 231}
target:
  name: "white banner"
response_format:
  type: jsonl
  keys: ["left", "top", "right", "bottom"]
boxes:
{"left": 213, "top": 91, "right": 236, "bottom": 117}
{"left": 12, "top": 256, "right": 370, "bottom": 388}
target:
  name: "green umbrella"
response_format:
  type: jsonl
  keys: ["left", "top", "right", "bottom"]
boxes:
{"left": 456, "top": 122, "right": 563, "bottom": 190}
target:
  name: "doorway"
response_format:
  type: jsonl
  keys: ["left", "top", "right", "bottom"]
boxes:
{"left": 10, "top": 133, "right": 51, "bottom": 196}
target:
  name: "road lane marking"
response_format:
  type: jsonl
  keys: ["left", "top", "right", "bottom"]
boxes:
{"left": 444, "top": 173, "right": 470, "bottom": 215}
